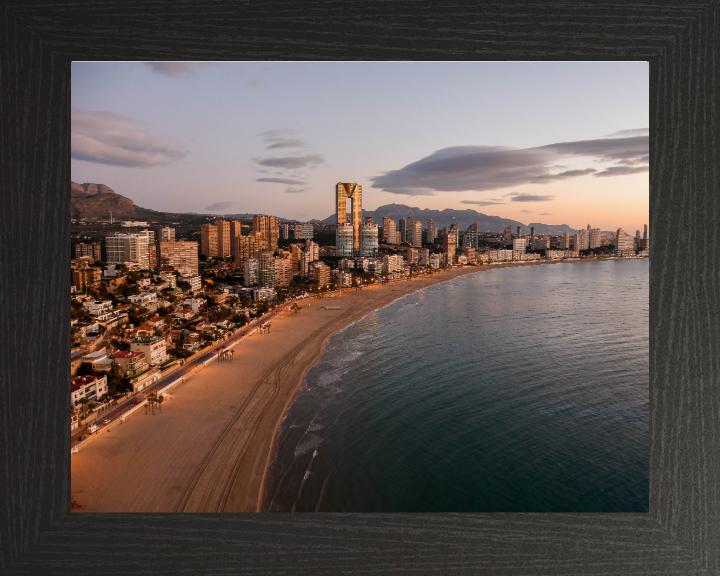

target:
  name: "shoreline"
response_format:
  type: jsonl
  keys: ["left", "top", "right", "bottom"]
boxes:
{"left": 257, "top": 257, "right": 625, "bottom": 511}
{"left": 70, "top": 257, "right": 639, "bottom": 512}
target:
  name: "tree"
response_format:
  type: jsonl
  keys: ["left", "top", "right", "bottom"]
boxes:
{"left": 156, "top": 394, "right": 164, "bottom": 413}
{"left": 147, "top": 392, "right": 158, "bottom": 415}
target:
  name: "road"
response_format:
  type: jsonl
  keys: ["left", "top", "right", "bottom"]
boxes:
{"left": 71, "top": 300, "right": 297, "bottom": 447}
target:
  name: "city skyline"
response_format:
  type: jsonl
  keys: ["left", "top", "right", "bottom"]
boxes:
{"left": 71, "top": 61, "right": 648, "bottom": 231}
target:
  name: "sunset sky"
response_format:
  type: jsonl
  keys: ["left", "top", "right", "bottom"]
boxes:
{"left": 71, "top": 61, "right": 649, "bottom": 231}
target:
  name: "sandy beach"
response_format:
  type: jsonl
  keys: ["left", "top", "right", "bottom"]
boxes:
{"left": 71, "top": 259, "right": 607, "bottom": 512}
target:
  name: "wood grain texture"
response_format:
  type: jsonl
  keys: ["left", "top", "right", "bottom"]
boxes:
{"left": 1, "top": 1, "right": 717, "bottom": 573}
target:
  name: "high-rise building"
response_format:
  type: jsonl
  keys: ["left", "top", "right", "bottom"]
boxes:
{"left": 106, "top": 234, "right": 150, "bottom": 270}
{"left": 530, "top": 227, "right": 536, "bottom": 238}
{"left": 644, "top": 224, "right": 648, "bottom": 240}
{"left": 72, "top": 262, "right": 102, "bottom": 292}
{"left": 200, "top": 224, "right": 218, "bottom": 257}
{"left": 135, "top": 230, "right": 157, "bottom": 269}
{"left": 383, "top": 254, "right": 404, "bottom": 274}
{"left": 253, "top": 215, "right": 279, "bottom": 251}
{"left": 398, "top": 218, "right": 406, "bottom": 243}
{"left": 235, "top": 234, "right": 260, "bottom": 271}
{"left": 574, "top": 228, "right": 590, "bottom": 251}
{"left": 243, "top": 259, "right": 259, "bottom": 287}
{"left": 382, "top": 217, "right": 391, "bottom": 242}
{"left": 293, "top": 223, "right": 314, "bottom": 240}
{"left": 280, "top": 223, "right": 290, "bottom": 239}
{"left": 75, "top": 243, "right": 102, "bottom": 262}
{"left": 359, "top": 224, "right": 379, "bottom": 257}
{"left": 159, "top": 227, "right": 175, "bottom": 242}
{"left": 531, "top": 237, "right": 550, "bottom": 250}
{"left": 216, "top": 220, "right": 232, "bottom": 257}
{"left": 427, "top": 219, "right": 437, "bottom": 243}
{"left": 157, "top": 241, "right": 199, "bottom": 275}
{"left": 636, "top": 230, "right": 641, "bottom": 240}
{"left": 387, "top": 220, "right": 397, "bottom": 244}
{"left": 413, "top": 220, "right": 422, "bottom": 247}
{"left": 305, "top": 239, "right": 319, "bottom": 262}
{"left": 311, "top": 261, "right": 330, "bottom": 289}
{"left": 443, "top": 232, "right": 457, "bottom": 265}
{"left": 336, "top": 223, "right": 354, "bottom": 257}
{"left": 407, "top": 217, "right": 415, "bottom": 245}
{"left": 561, "top": 232, "right": 570, "bottom": 249}
{"left": 513, "top": 238, "right": 527, "bottom": 253}
{"left": 258, "top": 251, "right": 276, "bottom": 287}
{"left": 464, "top": 221, "right": 478, "bottom": 250}
{"left": 615, "top": 228, "right": 634, "bottom": 251}
{"left": 517, "top": 226, "right": 522, "bottom": 237}
{"left": 588, "top": 227, "right": 602, "bottom": 249}
{"left": 336, "top": 183, "right": 362, "bottom": 253}
{"left": 229, "top": 221, "right": 242, "bottom": 257}
{"left": 274, "top": 257, "right": 292, "bottom": 288}
{"left": 504, "top": 226, "right": 513, "bottom": 246}
{"left": 365, "top": 216, "right": 373, "bottom": 225}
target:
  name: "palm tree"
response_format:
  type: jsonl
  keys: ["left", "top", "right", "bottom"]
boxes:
{"left": 147, "top": 392, "right": 158, "bottom": 415}
{"left": 156, "top": 394, "right": 164, "bottom": 413}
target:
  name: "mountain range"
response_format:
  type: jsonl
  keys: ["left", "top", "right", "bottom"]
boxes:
{"left": 71, "top": 182, "right": 588, "bottom": 235}
{"left": 312, "top": 203, "right": 581, "bottom": 236}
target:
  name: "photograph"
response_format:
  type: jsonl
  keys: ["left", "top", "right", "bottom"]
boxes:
{"left": 69, "top": 61, "right": 649, "bottom": 513}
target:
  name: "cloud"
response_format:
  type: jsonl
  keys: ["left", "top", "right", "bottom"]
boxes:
{"left": 460, "top": 200, "right": 505, "bottom": 206}
{"left": 540, "top": 213, "right": 553, "bottom": 216}
{"left": 370, "top": 135, "right": 648, "bottom": 195}
{"left": 285, "top": 188, "right": 308, "bottom": 194}
{"left": 520, "top": 210, "right": 533, "bottom": 213}
{"left": 256, "top": 177, "right": 307, "bottom": 185}
{"left": 266, "top": 139, "right": 306, "bottom": 150}
{"left": 144, "top": 62, "right": 217, "bottom": 77}
{"left": 204, "top": 201, "right": 237, "bottom": 212}
{"left": 71, "top": 108, "right": 189, "bottom": 168}
{"left": 605, "top": 127, "right": 649, "bottom": 137}
{"left": 593, "top": 165, "right": 650, "bottom": 177}
{"left": 506, "top": 193, "right": 555, "bottom": 202}
{"left": 256, "top": 155, "right": 324, "bottom": 169}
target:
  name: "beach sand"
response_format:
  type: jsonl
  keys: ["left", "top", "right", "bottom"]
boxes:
{"left": 70, "top": 259, "right": 602, "bottom": 512}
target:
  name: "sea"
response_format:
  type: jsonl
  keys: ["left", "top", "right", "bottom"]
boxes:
{"left": 264, "top": 259, "right": 649, "bottom": 512}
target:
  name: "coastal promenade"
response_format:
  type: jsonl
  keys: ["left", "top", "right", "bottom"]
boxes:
{"left": 71, "top": 259, "right": 611, "bottom": 512}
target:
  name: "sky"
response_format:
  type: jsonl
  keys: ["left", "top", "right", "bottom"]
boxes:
{"left": 71, "top": 61, "right": 649, "bottom": 231}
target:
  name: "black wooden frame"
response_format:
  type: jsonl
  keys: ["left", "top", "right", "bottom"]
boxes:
{"left": 1, "top": 2, "right": 718, "bottom": 574}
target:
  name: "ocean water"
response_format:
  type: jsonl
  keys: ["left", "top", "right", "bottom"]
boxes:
{"left": 264, "top": 260, "right": 649, "bottom": 512}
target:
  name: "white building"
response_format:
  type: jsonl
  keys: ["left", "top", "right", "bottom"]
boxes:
{"left": 178, "top": 275, "right": 202, "bottom": 293}
{"left": 159, "top": 273, "right": 177, "bottom": 289}
{"left": 244, "top": 258, "right": 259, "bottom": 287}
{"left": 382, "top": 254, "right": 404, "bottom": 274}
{"left": 418, "top": 248, "right": 430, "bottom": 267}
{"left": 294, "top": 223, "right": 314, "bottom": 239}
{"left": 359, "top": 224, "right": 379, "bottom": 257}
{"left": 615, "top": 228, "right": 634, "bottom": 251}
{"left": 71, "top": 374, "right": 108, "bottom": 404}
{"left": 513, "top": 238, "right": 527, "bottom": 253}
{"left": 179, "top": 298, "right": 206, "bottom": 314}
{"left": 337, "top": 271, "right": 353, "bottom": 287}
{"left": 130, "top": 336, "right": 169, "bottom": 366}
{"left": 82, "top": 300, "right": 113, "bottom": 316}
{"left": 253, "top": 287, "right": 276, "bottom": 301}
{"left": 429, "top": 254, "right": 441, "bottom": 269}
{"left": 336, "top": 222, "right": 354, "bottom": 257}
{"left": 106, "top": 234, "right": 150, "bottom": 270}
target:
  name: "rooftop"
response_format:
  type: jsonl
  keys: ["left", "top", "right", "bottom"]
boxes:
{"left": 111, "top": 350, "right": 145, "bottom": 359}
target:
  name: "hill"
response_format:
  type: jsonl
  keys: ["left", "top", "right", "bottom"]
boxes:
{"left": 70, "top": 182, "right": 208, "bottom": 224}
{"left": 313, "top": 203, "right": 579, "bottom": 235}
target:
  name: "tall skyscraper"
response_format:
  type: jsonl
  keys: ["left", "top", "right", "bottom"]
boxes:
{"left": 235, "top": 234, "right": 260, "bottom": 271}
{"left": 336, "top": 183, "right": 362, "bottom": 253}
{"left": 387, "top": 220, "right": 397, "bottom": 244}
{"left": 106, "top": 234, "right": 150, "bottom": 270}
{"left": 443, "top": 231, "right": 457, "bottom": 265}
{"left": 280, "top": 223, "right": 290, "bottom": 239}
{"left": 382, "top": 216, "right": 391, "bottom": 242}
{"left": 253, "top": 215, "right": 279, "bottom": 251}
{"left": 274, "top": 257, "right": 292, "bottom": 287}
{"left": 258, "top": 250, "right": 276, "bottom": 287}
{"left": 336, "top": 223, "right": 354, "bottom": 257}
{"left": 407, "top": 217, "right": 415, "bottom": 245}
{"left": 504, "top": 226, "right": 513, "bottom": 246}
{"left": 412, "top": 220, "right": 422, "bottom": 247}
{"left": 157, "top": 241, "right": 199, "bottom": 275}
{"left": 359, "top": 223, "right": 379, "bottom": 257}
{"left": 398, "top": 218, "right": 407, "bottom": 243}
{"left": 644, "top": 224, "right": 648, "bottom": 239}
{"left": 159, "top": 227, "right": 175, "bottom": 242}
{"left": 530, "top": 226, "right": 536, "bottom": 238}
{"left": 517, "top": 226, "right": 522, "bottom": 237}
{"left": 427, "top": 219, "right": 437, "bottom": 243}
{"left": 464, "top": 221, "right": 478, "bottom": 250}
{"left": 229, "top": 221, "right": 242, "bottom": 256}
{"left": 200, "top": 224, "right": 218, "bottom": 257}
{"left": 216, "top": 220, "right": 232, "bottom": 257}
